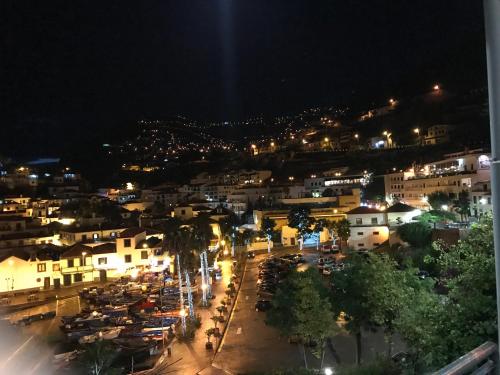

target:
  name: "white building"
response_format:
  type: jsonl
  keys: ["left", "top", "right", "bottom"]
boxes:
{"left": 470, "top": 181, "right": 492, "bottom": 218}
{"left": 346, "top": 207, "right": 389, "bottom": 250}
{"left": 384, "top": 150, "right": 491, "bottom": 210}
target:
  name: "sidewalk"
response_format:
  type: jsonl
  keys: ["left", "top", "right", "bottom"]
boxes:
{"left": 160, "top": 259, "right": 237, "bottom": 374}
{"left": 0, "top": 282, "right": 107, "bottom": 315}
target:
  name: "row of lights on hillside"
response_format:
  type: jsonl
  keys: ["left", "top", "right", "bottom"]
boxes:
{"left": 388, "top": 84, "right": 441, "bottom": 106}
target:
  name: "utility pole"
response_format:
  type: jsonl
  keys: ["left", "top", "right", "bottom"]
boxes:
{"left": 484, "top": 0, "right": 500, "bottom": 369}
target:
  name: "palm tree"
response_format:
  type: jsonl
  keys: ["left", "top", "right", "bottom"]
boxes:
{"left": 190, "top": 214, "right": 215, "bottom": 254}
{"left": 261, "top": 217, "right": 276, "bottom": 253}
{"left": 453, "top": 190, "right": 470, "bottom": 223}
{"left": 219, "top": 214, "right": 240, "bottom": 257}
{"left": 313, "top": 219, "right": 327, "bottom": 250}
{"left": 335, "top": 218, "right": 351, "bottom": 252}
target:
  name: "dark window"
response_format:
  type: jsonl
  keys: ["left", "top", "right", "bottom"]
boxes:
{"left": 157, "top": 260, "right": 164, "bottom": 266}
{"left": 98, "top": 257, "right": 107, "bottom": 265}
{"left": 357, "top": 232, "right": 364, "bottom": 236}
{"left": 141, "top": 251, "right": 148, "bottom": 260}
{"left": 488, "top": 198, "right": 492, "bottom": 204}
{"left": 371, "top": 217, "right": 378, "bottom": 224}
{"left": 358, "top": 243, "right": 364, "bottom": 247}
{"left": 373, "top": 231, "right": 379, "bottom": 235}
{"left": 74, "top": 273, "right": 83, "bottom": 282}
{"left": 473, "top": 196, "right": 477, "bottom": 204}
{"left": 37, "top": 263, "right": 46, "bottom": 272}
{"left": 124, "top": 254, "right": 132, "bottom": 263}
{"left": 374, "top": 243, "right": 380, "bottom": 246}
{"left": 124, "top": 239, "right": 131, "bottom": 248}
{"left": 82, "top": 234, "right": 87, "bottom": 241}
{"left": 67, "top": 259, "right": 74, "bottom": 267}
{"left": 355, "top": 218, "right": 362, "bottom": 225}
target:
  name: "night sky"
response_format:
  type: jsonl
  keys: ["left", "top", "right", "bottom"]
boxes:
{"left": 1, "top": 1, "right": 486, "bottom": 155}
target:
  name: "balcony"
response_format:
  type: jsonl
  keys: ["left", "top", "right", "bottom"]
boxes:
{"left": 60, "top": 265, "right": 94, "bottom": 275}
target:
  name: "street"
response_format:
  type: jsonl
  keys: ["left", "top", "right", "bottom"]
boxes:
{"left": 213, "top": 249, "right": 337, "bottom": 373}
{"left": 213, "top": 247, "right": 405, "bottom": 373}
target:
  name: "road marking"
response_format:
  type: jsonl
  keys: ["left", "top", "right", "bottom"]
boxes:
{"left": 236, "top": 327, "right": 242, "bottom": 335}
{"left": 0, "top": 335, "right": 34, "bottom": 369}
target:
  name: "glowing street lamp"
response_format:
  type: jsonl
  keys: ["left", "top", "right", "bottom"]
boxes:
{"left": 389, "top": 98, "right": 396, "bottom": 105}
{"left": 324, "top": 137, "right": 329, "bottom": 142}
{"left": 270, "top": 142, "right": 275, "bottom": 147}
{"left": 354, "top": 133, "right": 359, "bottom": 139}
{"left": 413, "top": 128, "right": 420, "bottom": 135}
{"left": 433, "top": 84, "right": 440, "bottom": 91}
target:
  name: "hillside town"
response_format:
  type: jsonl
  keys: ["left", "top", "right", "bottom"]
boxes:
{"left": 2, "top": 1, "right": 500, "bottom": 375}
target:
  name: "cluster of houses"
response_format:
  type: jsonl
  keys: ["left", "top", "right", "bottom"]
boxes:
{"left": 0, "top": 149, "right": 492, "bottom": 295}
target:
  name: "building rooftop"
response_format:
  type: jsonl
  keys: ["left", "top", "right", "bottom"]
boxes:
{"left": 118, "top": 227, "right": 146, "bottom": 238}
{"left": 347, "top": 206, "right": 382, "bottom": 215}
{"left": 386, "top": 203, "right": 418, "bottom": 213}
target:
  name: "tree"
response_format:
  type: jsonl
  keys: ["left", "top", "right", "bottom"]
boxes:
{"left": 331, "top": 253, "right": 416, "bottom": 364}
{"left": 190, "top": 214, "right": 215, "bottom": 253}
{"left": 267, "top": 269, "right": 337, "bottom": 370}
{"left": 312, "top": 219, "right": 327, "bottom": 250}
{"left": 164, "top": 222, "right": 196, "bottom": 273}
{"left": 79, "top": 341, "right": 120, "bottom": 375}
{"left": 395, "top": 215, "right": 497, "bottom": 371}
{"left": 453, "top": 190, "right": 470, "bottom": 222}
{"left": 219, "top": 214, "right": 240, "bottom": 257}
{"left": 432, "top": 215, "right": 497, "bottom": 365}
{"left": 288, "top": 207, "right": 315, "bottom": 250}
{"left": 417, "top": 209, "right": 456, "bottom": 228}
{"left": 427, "top": 191, "right": 452, "bottom": 211}
{"left": 396, "top": 222, "right": 432, "bottom": 248}
{"left": 334, "top": 219, "right": 350, "bottom": 251}
{"left": 261, "top": 217, "right": 277, "bottom": 253}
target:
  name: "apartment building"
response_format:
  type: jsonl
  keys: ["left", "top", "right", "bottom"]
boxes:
{"left": 384, "top": 150, "right": 491, "bottom": 210}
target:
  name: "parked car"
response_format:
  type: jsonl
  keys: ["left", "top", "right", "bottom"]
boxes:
{"left": 247, "top": 251, "right": 256, "bottom": 259}
{"left": 255, "top": 300, "right": 272, "bottom": 312}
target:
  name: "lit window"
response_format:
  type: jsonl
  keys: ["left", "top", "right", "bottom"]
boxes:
{"left": 37, "top": 263, "right": 46, "bottom": 272}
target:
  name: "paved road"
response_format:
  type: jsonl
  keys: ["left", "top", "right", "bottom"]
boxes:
{"left": 213, "top": 247, "right": 405, "bottom": 373}
{"left": 213, "top": 250, "right": 337, "bottom": 374}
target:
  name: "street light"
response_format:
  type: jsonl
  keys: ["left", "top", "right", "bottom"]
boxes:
{"left": 324, "top": 137, "right": 329, "bottom": 142}
{"left": 354, "top": 133, "right": 359, "bottom": 139}
{"left": 433, "top": 84, "right": 440, "bottom": 91}
{"left": 413, "top": 128, "right": 420, "bottom": 134}
{"left": 389, "top": 98, "right": 396, "bottom": 105}
{"left": 324, "top": 368, "right": 333, "bottom": 375}
{"left": 270, "top": 142, "right": 275, "bottom": 147}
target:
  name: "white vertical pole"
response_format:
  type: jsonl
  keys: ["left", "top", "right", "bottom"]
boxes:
{"left": 176, "top": 256, "right": 186, "bottom": 335}
{"left": 484, "top": 0, "right": 500, "bottom": 368}
{"left": 200, "top": 253, "right": 207, "bottom": 306}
